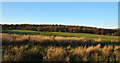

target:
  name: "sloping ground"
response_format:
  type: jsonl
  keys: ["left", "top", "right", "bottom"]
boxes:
{"left": 2, "top": 33, "right": 119, "bottom": 47}
{"left": 2, "top": 30, "right": 119, "bottom": 42}
{"left": 2, "top": 33, "right": 120, "bottom": 62}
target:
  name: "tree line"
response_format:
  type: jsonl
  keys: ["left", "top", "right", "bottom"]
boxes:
{"left": 2, "top": 24, "right": 120, "bottom": 36}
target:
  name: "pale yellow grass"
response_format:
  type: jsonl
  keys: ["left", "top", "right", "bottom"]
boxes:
{"left": 2, "top": 33, "right": 87, "bottom": 42}
{"left": 86, "top": 44, "right": 101, "bottom": 53}
{"left": 43, "top": 46, "right": 67, "bottom": 61}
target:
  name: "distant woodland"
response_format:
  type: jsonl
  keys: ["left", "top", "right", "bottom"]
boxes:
{"left": 2, "top": 24, "right": 120, "bottom": 36}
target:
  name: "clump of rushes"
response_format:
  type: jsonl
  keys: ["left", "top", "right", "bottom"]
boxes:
{"left": 43, "top": 46, "right": 67, "bottom": 61}
{"left": 69, "top": 46, "right": 87, "bottom": 61}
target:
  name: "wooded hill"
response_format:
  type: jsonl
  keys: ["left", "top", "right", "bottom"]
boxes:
{"left": 2, "top": 24, "right": 119, "bottom": 36}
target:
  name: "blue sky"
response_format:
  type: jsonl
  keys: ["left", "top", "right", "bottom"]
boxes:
{"left": 1, "top": 0, "right": 119, "bottom": 2}
{"left": 2, "top": 2, "right": 118, "bottom": 29}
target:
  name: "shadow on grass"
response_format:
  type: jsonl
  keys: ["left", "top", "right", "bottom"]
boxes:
{"left": 2, "top": 51, "right": 43, "bottom": 62}
{"left": 2, "top": 39, "right": 119, "bottom": 48}
{"left": 22, "top": 52, "right": 43, "bottom": 62}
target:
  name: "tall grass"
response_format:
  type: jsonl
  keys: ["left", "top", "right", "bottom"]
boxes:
{"left": 2, "top": 33, "right": 120, "bottom": 62}
{"left": 43, "top": 46, "right": 67, "bottom": 61}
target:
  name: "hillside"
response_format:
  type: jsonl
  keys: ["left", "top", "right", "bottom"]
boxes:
{"left": 2, "top": 30, "right": 118, "bottom": 42}
{"left": 2, "top": 24, "right": 119, "bottom": 36}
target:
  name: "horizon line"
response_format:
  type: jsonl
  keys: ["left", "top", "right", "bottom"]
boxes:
{"left": 1, "top": 23, "right": 118, "bottom": 29}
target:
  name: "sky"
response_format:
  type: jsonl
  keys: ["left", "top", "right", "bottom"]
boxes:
{"left": 2, "top": 2, "right": 118, "bottom": 29}
{"left": 1, "top": 0, "right": 120, "bottom": 2}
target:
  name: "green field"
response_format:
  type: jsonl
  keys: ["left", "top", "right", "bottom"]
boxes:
{"left": 2, "top": 30, "right": 118, "bottom": 42}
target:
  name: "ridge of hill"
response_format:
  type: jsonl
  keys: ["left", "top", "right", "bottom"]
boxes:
{"left": 2, "top": 24, "right": 119, "bottom": 36}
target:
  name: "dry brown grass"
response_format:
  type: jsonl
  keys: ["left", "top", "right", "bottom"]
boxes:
{"left": 2, "top": 33, "right": 120, "bottom": 62}
{"left": 86, "top": 44, "right": 101, "bottom": 53}
{"left": 2, "top": 33, "right": 87, "bottom": 42}
{"left": 69, "top": 46, "right": 87, "bottom": 61}
{"left": 94, "top": 38, "right": 102, "bottom": 42}
{"left": 43, "top": 46, "right": 67, "bottom": 61}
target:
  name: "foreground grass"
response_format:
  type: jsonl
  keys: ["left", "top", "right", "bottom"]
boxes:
{"left": 2, "top": 33, "right": 120, "bottom": 62}
{"left": 3, "top": 44, "right": 120, "bottom": 62}
{"left": 2, "top": 30, "right": 118, "bottom": 42}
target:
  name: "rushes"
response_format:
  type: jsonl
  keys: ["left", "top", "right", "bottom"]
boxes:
{"left": 43, "top": 46, "right": 67, "bottom": 61}
{"left": 69, "top": 46, "right": 86, "bottom": 61}
{"left": 2, "top": 44, "right": 120, "bottom": 62}
{"left": 2, "top": 33, "right": 120, "bottom": 62}
{"left": 101, "top": 46, "right": 113, "bottom": 56}
{"left": 86, "top": 44, "right": 101, "bottom": 53}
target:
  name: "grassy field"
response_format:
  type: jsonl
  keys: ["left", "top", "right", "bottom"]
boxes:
{"left": 2, "top": 30, "right": 120, "bottom": 62}
{"left": 2, "top": 33, "right": 120, "bottom": 62}
{"left": 2, "top": 30, "right": 119, "bottom": 42}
